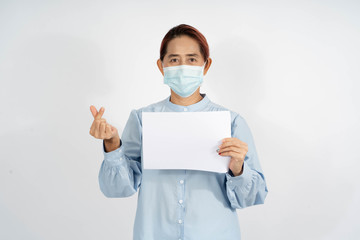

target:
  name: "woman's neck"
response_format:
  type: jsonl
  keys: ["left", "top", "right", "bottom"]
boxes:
{"left": 170, "top": 89, "right": 203, "bottom": 106}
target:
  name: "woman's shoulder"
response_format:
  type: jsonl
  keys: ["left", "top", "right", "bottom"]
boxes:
{"left": 129, "top": 97, "right": 168, "bottom": 120}
{"left": 140, "top": 98, "right": 168, "bottom": 111}
{"left": 207, "top": 100, "right": 252, "bottom": 139}
{"left": 207, "top": 100, "right": 246, "bottom": 123}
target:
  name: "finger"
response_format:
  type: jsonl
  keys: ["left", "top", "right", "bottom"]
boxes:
{"left": 227, "top": 137, "right": 246, "bottom": 144}
{"left": 104, "top": 124, "right": 113, "bottom": 140}
{"left": 219, "top": 141, "right": 242, "bottom": 149}
{"left": 99, "top": 121, "right": 106, "bottom": 139}
{"left": 108, "top": 123, "right": 117, "bottom": 133}
{"left": 94, "top": 119, "right": 106, "bottom": 132}
{"left": 95, "top": 107, "right": 105, "bottom": 120}
{"left": 90, "top": 118, "right": 105, "bottom": 136}
{"left": 222, "top": 137, "right": 237, "bottom": 143}
{"left": 90, "top": 105, "right": 98, "bottom": 118}
{"left": 219, "top": 151, "right": 245, "bottom": 161}
{"left": 222, "top": 137, "right": 247, "bottom": 144}
{"left": 105, "top": 124, "right": 112, "bottom": 139}
{"left": 218, "top": 146, "right": 243, "bottom": 154}
{"left": 94, "top": 120, "right": 103, "bottom": 138}
{"left": 219, "top": 139, "right": 247, "bottom": 149}
{"left": 219, "top": 142, "right": 241, "bottom": 150}
{"left": 219, "top": 151, "right": 239, "bottom": 158}
{"left": 89, "top": 121, "right": 96, "bottom": 136}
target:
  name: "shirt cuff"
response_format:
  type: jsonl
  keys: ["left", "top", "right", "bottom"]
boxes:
{"left": 102, "top": 140, "right": 126, "bottom": 167}
{"left": 225, "top": 161, "right": 253, "bottom": 191}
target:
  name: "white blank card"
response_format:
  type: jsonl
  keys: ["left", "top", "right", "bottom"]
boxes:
{"left": 142, "top": 111, "right": 231, "bottom": 173}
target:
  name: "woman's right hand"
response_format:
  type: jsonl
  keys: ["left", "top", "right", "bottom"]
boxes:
{"left": 89, "top": 105, "right": 119, "bottom": 141}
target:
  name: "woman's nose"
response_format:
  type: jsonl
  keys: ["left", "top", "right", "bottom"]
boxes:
{"left": 179, "top": 59, "right": 186, "bottom": 65}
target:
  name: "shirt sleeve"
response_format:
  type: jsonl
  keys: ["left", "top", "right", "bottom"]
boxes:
{"left": 98, "top": 109, "right": 142, "bottom": 198}
{"left": 225, "top": 113, "right": 268, "bottom": 209}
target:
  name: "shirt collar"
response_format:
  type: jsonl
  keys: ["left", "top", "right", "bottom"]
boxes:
{"left": 165, "top": 93, "right": 210, "bottom": 112}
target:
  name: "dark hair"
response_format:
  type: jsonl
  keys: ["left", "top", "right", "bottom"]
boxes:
{"left": 160, "top": 24, "right": 209, "bottom": 62}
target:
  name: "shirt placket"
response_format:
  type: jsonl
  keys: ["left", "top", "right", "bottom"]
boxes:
{"left": 177, "top": 170, "right": 187, "bottom": 240}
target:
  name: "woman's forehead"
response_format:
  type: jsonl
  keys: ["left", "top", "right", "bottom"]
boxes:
{"left": 166, "top": 36, "right": 201, "bottom": 56}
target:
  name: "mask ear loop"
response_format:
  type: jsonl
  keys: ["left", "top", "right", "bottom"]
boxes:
{"left": 202, "top": 60, "right": 208, "bottom": 75}
{"left": 199, "top": 60, "right": 207, "bottom": 89}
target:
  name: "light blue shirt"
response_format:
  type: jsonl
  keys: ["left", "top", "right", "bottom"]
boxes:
{"left": 99, "top": 94, "right": 268, "bottom": 240}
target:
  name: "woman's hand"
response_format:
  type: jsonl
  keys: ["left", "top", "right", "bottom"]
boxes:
{"left": 89, "top": 105, "right": 119, "bottom": 140}
{"left": 218, "top": 138, "right": 248, "bottom": 176}
{"left": 89, "top": 105, "right": 120, "bottom": 152}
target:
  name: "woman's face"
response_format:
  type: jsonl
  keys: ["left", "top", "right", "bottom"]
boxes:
{"left": 157, "top": 35, "right": 212, "bottom": 75}
{"left": 163, "top": 35, "right": 205, "bottom": 67}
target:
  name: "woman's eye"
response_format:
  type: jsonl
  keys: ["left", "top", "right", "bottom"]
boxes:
{"left": 189, "top": 58, "right": 196, "bottom": 62}
{"left": 170, "top": 59, "right": 178, "bottom": 63}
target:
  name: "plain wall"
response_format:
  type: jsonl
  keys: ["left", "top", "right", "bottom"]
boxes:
{"left": 1, "top": 0, "right": 359, "bottom": 239}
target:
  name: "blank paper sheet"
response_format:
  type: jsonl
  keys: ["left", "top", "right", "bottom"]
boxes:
{"left": 142, "top": 111, "right": 231, "bottom": 173}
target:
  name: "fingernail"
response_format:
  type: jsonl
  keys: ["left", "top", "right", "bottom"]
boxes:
{"left": 216, "top": 148, "right": 220, "bottom": 153}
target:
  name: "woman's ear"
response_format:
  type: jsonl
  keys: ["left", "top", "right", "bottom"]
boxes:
{"left": 204, "top": 58, "right": 212, "bottom": 75}
{"left": 157, "top": 59, "right": 164, "bottom": 76}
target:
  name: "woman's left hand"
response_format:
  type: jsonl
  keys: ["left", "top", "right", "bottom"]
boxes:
{"left": 218, "top": 137, "right": 248, "bottom": 176}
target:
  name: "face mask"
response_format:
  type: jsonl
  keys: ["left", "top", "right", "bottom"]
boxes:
{"left": 163, "top": 63, "right": 206, "bottom": 98}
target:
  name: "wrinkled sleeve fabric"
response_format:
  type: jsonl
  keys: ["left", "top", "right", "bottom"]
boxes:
{"left": 98, "top": 109, "right": 142, "bottom": 198}
{"left": 225, "top": 113, "right": 268, "bottom": 209}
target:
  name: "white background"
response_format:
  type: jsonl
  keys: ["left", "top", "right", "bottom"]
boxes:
{"left": 1, "top": 0, "right": 359, "bottom": 239}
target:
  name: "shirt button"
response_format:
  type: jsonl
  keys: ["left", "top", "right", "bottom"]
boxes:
{"left": 184, "top": 108, "right": 187, "bottom": 111}
{"left": 179, "top": 200, "right": 183, "bottom": 204}
{"left": 178, "top": 219, "right": 183, "bottom": 224}
{"left": 179, "top": 180, "right": 184, "bottom": 184}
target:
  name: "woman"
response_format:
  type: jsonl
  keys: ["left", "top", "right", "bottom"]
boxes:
{"left": 89, "top": 24, "right": 268, "bottom": 240}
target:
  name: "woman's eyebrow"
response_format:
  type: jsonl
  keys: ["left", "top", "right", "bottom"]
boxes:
{"left": 186, "top": 53, "right": 199, "bottom": 57}
{"left": 167, "top": 53, "right": 199, "bottom": 58}
{"left": 167, "top": 54, "right": 180, "bottom": 58}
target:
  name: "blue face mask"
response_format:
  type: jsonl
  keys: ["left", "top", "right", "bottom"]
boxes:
{"left": 163, "top": 63, "right": 206, "bottom": 98}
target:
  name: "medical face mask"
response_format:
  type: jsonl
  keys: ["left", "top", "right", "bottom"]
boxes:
{"left": 163, "top": 63, "right": 205, "bottom": 98}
